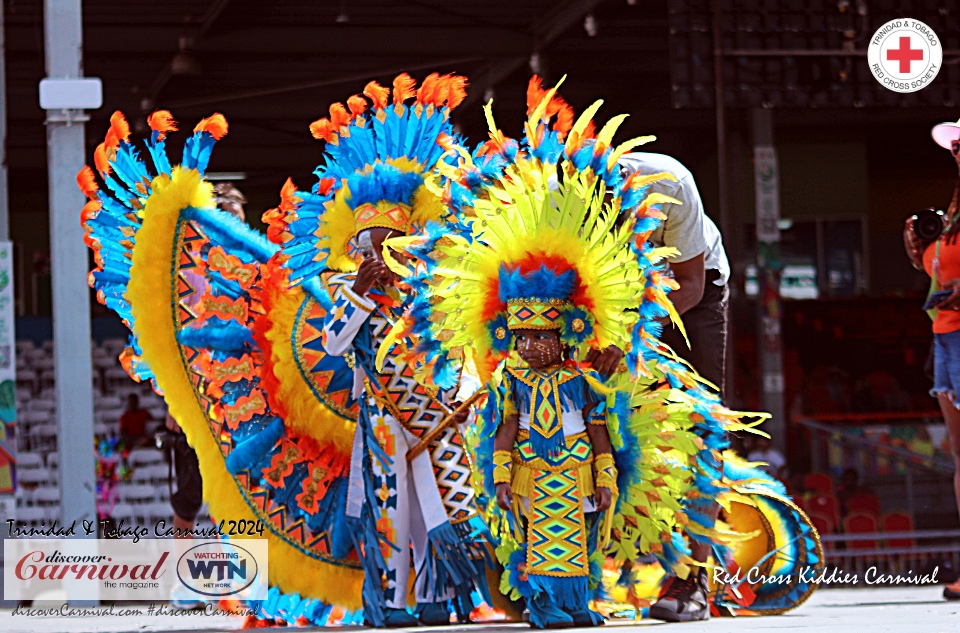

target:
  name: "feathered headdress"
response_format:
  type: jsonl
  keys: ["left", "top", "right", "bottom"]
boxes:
{"left": 265, "top": 72, "right": 468, "bottom": 286}
{"left": 379, "top": 76, "right": 683, "bottom": 384}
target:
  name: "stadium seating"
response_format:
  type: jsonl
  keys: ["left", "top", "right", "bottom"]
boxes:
{"left": 13, "top": 339, "right": 173, "bottom": 529}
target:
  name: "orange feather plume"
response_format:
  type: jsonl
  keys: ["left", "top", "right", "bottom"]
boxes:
{"left": 446, "top": 75, "right": 468, "bottom": 110}
{"left": 346, "top": 95, "right": 367, "bottom": 119}
{"left": 417, "top": 73, "right": 440, "bottom": 105}
{"left": 309, "top": 118, "right": 337, "bottom": 143}
{"left": 433, "top": 76, "right": 450, "bottom": 109}
{"left": 108, "top": 111, "right": 131, "bottom": 144}
{"left": 317, "top": 177, "right": 337, "bottom": 196}
{"left": 436, "top": 132, "right": 456, "bottom": 153}
{"left": 363, "top": 81, "right": 389, "bottom": 110}
{"left": 554, "top": 101, "right": 574, "bottom": 138}
{"left": 94, "top": 143, "right": 111, "bottom": 175}
{"left": 76, "top": 166, "right": 99, "bottom": 200}
{"left": 80, "top": 200, "right": 101, "bottom": 225}
{"left": 278, "top": 178, "right": 300, "bottom": 214}
{"left": 329, "top": 103, "right": 351, "bottom": 129}
{"left": 526, "top": 76, "right": 547, "bottom": 115}
{"left": 392, "top": 73, "right": 416, "bottom": 105}
{"left": 147, "top": 110, "right": 178, "bottom": 141}
{"left": 193, "top": 113, "right": 229, "bottom": 140}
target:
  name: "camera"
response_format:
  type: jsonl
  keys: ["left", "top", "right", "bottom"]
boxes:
{"left": 912, "top": 208, "right": 945, "bottom": 243}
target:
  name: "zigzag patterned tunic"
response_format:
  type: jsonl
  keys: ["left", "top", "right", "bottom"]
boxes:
{"left": 321, "top": 272, "right": 484, "bottom": 611}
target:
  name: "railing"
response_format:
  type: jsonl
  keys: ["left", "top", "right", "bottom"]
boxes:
{"left": 796, "top": 416, "right": 954, "bottom": 518}
{"left": 818, "top": 529, "right": 960, "bottom": 584}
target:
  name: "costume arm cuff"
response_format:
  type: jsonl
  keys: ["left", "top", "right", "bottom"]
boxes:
{"left": 594, "top": 452, "right": 618, "bottom": 493}
{"left": 493, "top": 450, "right": 512, "bottom": 485}
{"left": 340, "top": 284, "right": 376, "bottom": 313}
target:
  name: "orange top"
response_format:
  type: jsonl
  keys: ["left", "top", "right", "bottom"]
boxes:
{"left": 923, "top": 238, "right": 960, "bottom": 333}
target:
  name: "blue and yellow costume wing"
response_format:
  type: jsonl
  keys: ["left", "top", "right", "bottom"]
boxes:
{"left": 81, "top": 111, "right": 365, "bottom": 625}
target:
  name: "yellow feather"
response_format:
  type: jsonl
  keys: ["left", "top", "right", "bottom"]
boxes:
{"left": 609, "top": 135, "right": 658, "bottom": 168}
{"left": 596, "top": 113, "right": 629, "bottom": 148}
{"left": 261, "top": 284, "right": 357, "bottom": 455}
{"left": 127, "top": 167, "right": 363, "bottom": 609}
{"left": 570, "top": 100, "right": 604, "bottom": 140}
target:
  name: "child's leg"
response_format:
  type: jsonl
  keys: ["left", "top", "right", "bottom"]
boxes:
{"left": 371, "top": 412, "right": 414, "bottom": 612}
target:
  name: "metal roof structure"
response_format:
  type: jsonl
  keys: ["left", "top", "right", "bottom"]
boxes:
{"left": 6, "top": 0, "right": 674, "bottom": 195}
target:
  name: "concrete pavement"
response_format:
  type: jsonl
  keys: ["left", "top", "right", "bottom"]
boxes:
{"left": 0, "top": 586, "right": 956, "bottom": 633}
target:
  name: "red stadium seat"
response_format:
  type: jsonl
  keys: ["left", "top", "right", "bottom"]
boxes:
{"left": 808, "top": 512, "right": 835, "bottom": 550}
{"left": 803, "top": 472, "right": 834, "bottom": 496}
{"left": 881, "top": 512, "right": 916, "bottom": 548}
{"left": 807, "top": 493, "right": 840, "bottom": 528}
{"left": 846, "top": 493, "right": 881, "bottom": 518}
{"left": 843, "top": 511, "right": 879, "bottom": 550}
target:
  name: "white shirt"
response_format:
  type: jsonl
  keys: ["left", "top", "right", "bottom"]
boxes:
{"left": 748, "top": 448, "right": 787, "bottom": 476}
{"left": 517, "top": 404, "right": 587, "bottom": 437}
{"left": 618, "top": 152, "right": 730, "bottom": 286}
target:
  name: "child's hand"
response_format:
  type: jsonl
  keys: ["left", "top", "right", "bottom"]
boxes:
{"left": 595, "top": 487, "right": 612, "bottom": 512}
{"left": 496, "top": 482, "right": 513, "bottom": 510}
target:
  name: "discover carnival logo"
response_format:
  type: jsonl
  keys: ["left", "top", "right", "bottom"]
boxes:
{"left": 868, "top": 18, "right": 942, "bottom": 93}
{"left": 3, "top": 538, "right": 268, "bottom": 601}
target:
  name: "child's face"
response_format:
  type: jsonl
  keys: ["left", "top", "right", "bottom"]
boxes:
{"left": 514, "top": 328, "right": 562, "bottom": 368}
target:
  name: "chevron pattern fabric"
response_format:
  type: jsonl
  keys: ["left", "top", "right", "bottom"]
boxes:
{"left": 526, "top": 469, "right": 589, "bottom": 578}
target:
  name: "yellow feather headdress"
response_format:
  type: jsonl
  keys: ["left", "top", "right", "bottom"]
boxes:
{"left": 380, "top": 76, "right": 675, "bottom": 384}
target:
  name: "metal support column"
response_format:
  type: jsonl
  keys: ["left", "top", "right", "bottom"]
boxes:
{"left": 44, "top": 0, "right": 97, "bottom": 591}
{"left": 752, "top": 108, "right": 786, "bottom": 453}
{"left": 0, "top": 2, "right": 9, "bottom": 240}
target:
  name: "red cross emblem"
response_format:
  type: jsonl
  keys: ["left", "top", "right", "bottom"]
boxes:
{"left": 886, "top": 36, "right": 924, "bottom": 73}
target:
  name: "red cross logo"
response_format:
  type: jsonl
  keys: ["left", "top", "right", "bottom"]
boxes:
{"left": 886, "top": 36, "right": 924, "bottom": 73}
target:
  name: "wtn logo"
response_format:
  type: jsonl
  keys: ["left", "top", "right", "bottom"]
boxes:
{"left": 176, "top": 542, "right": 260, "bottom": 597}
{"left": 185, "top": 558, "right": 246, "bottom": 581}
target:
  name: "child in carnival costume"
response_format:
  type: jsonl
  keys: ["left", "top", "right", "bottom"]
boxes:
{"left": 77, "top": 73, "right": 490, "bottom": 629}
{"left": 381, "top": 77, "right": 823, "bottom": 623}
{"left": 378, "top": 81, "right": 713, "bottom": 628}
{"left": 294, "top": 73, "right": 489, "bottom": 627}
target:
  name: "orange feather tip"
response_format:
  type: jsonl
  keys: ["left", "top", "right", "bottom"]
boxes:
{"left": 108, "top": 111, "right": 131, "bottom": 145}
{"left": 526, "top": 76, "right": 546, "bottom": 115}
{"left": 317, "top": 177, "right": 337, "bottom": 196}
{"left": 93, "top": 143, "right": 111, "bottom": 175}
{"left": 278, "top": 178, "right": 301, "bottom": 212}
{"left": 436, "top": 132, "right": 456, "bottom": 152}
{"left": 80, "top": 200, "right": 101, "bottom": 224}
{"left": 446, "top": 76, "right": 468, "bottom": 110}
{"left": 329, "top": 103, "right": 351, "bottom": 128}
{"left": 309, "top": 118, "right": 338, "bottom": 143}
{"left": 346, "top": 95, "right": 367, "bottom": 118}
{"left": 417, "top": 73, "right": 441, "bottom": 105}
{"left": 76, "top": 166, "right": 99, "bottom": 199}
{"left": 193, "top": 113, "right": 229, "bottom": 140}
{"left": 392, "top": 73, "right": 416, "bottom": 105}
{"left": 147, "top": 110, "right": 178, "bottom": 140}
{"left": 554, "top": 103, "right": 574, "bottom": 137}
{"left": 363, "top": 81, "right": 390, "bottom": 110}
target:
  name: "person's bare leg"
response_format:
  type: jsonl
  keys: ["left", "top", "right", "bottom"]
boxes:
{"left": 937, "top": 393, "right": 960, "bottom": 523}
{"left": 936, "top": 393, "right": 960, "bottom": 600}
{"left": 689, "top": 507, "right": 719, "bottom": 562}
